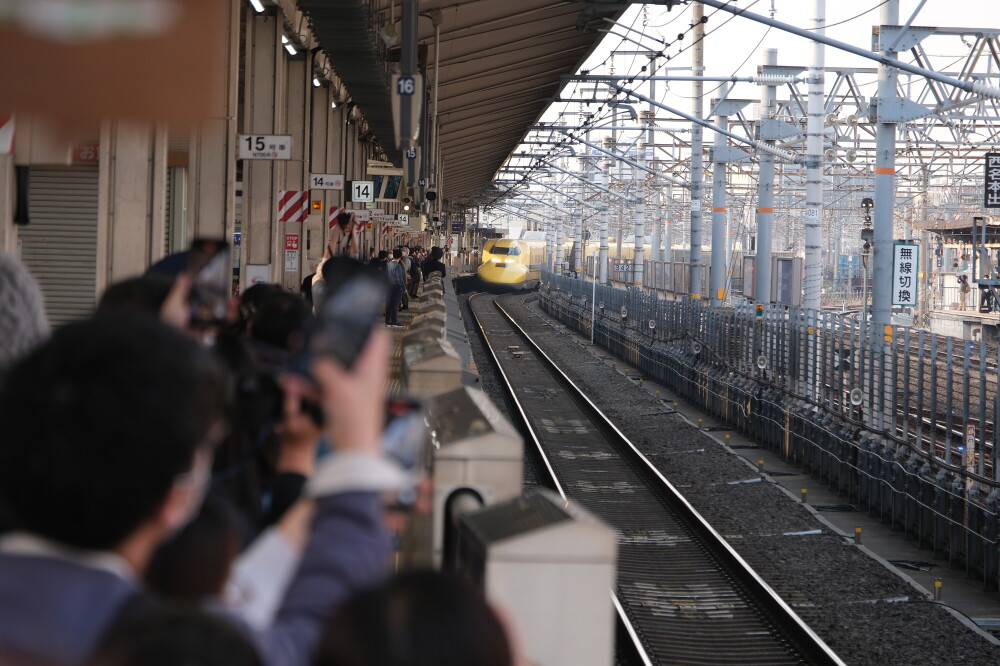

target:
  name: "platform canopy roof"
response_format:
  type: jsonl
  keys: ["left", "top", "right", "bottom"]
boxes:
{"left": 299, "top": 0, "right": 625, "bottom": 209}
{"left": 913, "top": 216, "right": 1000, "bottom": 243}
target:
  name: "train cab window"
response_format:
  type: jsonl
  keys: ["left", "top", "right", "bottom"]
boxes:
{"left": 492, "top": 246, "right": 521, "bottom": 256}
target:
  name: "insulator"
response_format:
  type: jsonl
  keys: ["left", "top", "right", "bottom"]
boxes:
{"left": 971, "top": 81, "right": 1000, "bottom": 99}
{"left": 752, "top": 74, "right": 795, "bottom": 86}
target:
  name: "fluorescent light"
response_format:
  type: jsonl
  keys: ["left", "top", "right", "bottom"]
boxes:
{"left": 331, "top": 100, "right": 337, "bottom": 109}
{"left": 313, "top": 77, "right": 321, "bottom": 87}
{"left": 249, "top": 0, "right": 265, "bottom": 12}
{"left": 282, "top": 36, "right": 297, "bottom": 55}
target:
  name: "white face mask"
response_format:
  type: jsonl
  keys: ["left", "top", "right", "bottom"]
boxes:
{"left": 170, "top": 447, "right": 213, "bottom": 531}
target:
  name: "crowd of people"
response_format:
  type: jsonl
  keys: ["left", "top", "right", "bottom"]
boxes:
{"left": 0, "top": 223, "right": 517, "bottom": 666}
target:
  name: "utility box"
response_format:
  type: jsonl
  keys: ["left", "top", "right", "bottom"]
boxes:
{"left": 457, "top": 490, "right": 618, "bottom": 666}
{"left": 402, "top": 339, "right": 463, "bottom": 397}
{"left": 427, "top": 386, "right": 523, "bottom": 565}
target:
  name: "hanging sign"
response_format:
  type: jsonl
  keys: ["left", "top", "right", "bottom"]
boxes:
{"left": 238, "top": 135, "right": 291, "bottom": 160}
{"left": 310, "top": 173, "right": 345, "bottom": 190}
{"left": 985, "top": 153, "right": 1000, "bottom": 208}
{"left": 891, "top": 242, "right": 918, "bottom": 307}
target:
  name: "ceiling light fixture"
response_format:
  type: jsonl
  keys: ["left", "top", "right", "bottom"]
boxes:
{"left": 249, "top": 0, "right": 265, "bottom": 13}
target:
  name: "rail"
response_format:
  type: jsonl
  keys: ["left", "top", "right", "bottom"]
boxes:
{"left": 468, "top": 292, "right": 845, "bottom": 666}
{"left": 539, "top": 271, "right": 1000, "bottom": 592}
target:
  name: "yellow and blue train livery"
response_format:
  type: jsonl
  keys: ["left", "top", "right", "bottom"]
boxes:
{"left": 475, "top": 238, "right": 547, "bottom": 290}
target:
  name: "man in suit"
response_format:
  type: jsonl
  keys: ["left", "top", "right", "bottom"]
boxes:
{"left": 0, "top": 313, "right": 399, "bottom": 665}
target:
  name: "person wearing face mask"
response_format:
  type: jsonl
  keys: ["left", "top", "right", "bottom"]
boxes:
{"left": 0, "top": 313, "right": 401, "bottom": 666}
{"left": 0, "top": 314, "right": 227, "bottom": 666}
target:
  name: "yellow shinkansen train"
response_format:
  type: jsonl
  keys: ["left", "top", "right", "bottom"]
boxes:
{"left": 475, "top": 235, "right": 651, "bottom": 289}
{"left": 475, "top": 238, "right": 547, "bottom": 290}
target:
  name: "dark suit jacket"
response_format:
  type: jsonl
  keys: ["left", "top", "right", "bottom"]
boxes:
{"left": 0, "top": 492, "right": 388, "bottom": 666}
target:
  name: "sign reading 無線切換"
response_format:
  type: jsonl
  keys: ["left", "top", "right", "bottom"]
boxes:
{"left": 239, "top": 135, "right": 291, "bottom": 160}
{"left": 891, "top": 242, "right": 919, "bottom": 307}
{"left": 986, "top": 153, "right": 1000, "bottom": 208}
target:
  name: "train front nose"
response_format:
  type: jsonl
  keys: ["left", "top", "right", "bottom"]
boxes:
{"left": 477, "top": 259, "right": 528, "bottom": 285}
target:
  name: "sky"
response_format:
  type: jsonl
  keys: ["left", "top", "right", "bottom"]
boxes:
{"left": 495, "top": 1, "right": 1000, "bottom": 231}
{"left": 543, "top": 0, "right": 1000, "bottom": 126}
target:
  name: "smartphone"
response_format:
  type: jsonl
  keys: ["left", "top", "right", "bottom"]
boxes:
{"left": 187, "top": 239, "right": 231, "bottom": 326}
{"left": 381, "top": 394, "right": 428, "bottom": 507}
{"left": 310, "top": 271, "right": 386, "bottom": 370}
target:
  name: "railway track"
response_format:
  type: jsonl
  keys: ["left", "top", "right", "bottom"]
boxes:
{"left": 469, "top": 293, "right": 844, "bottom": 666}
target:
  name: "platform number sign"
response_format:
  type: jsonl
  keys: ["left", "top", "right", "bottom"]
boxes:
{"left": 238, "top": 134, "right": 291, "bottom": 160}
{"left": 310, "top": 174, "right": 344, "bottom": 190}
{"left": 348, "top": 180, "right": 374, "bottom": 203}
{"left": 396, "top": 76, "right": 416, "bottom": 95}
{"left": 405, "top": 148, "right": 417, "bottom": 159}
{"left": 891, "top": 242, "right": 919, "bottom": 307}
{"left": 985, "top": 153, "right": 1000, "bottom": 208}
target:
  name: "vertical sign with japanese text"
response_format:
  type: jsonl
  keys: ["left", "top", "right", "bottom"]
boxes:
{"left": 986, "top": 153, "right": 1000, "bottom": 208}
{"left": 284, "top": 234, "right": 300, "bottom": 273}
{"left": 892, "top": 242, "right": 919, "bottom": 306}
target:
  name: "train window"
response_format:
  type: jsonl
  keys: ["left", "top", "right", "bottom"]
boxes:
{"left": 492, "top": 246, "right": 521, "bottom": 256}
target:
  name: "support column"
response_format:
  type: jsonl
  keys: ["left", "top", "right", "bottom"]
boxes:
{"left": 0, "top": 154, "right": 15, "bottom": 254}
{"left": 95, "top": 120, "right": 168, "bottom": 292}
{"left": 689, "top": 2, "right": 706, "bottom": 300}
{"left": 187, "top": 0, "right": 239, "bottom": 244}
{"left": 803, "top": 0, "right": 826, "bottom": 310}
{"left": 554, "top": 206, "right": 565, "bottom": 274}
{"left": 632, "top": 144, "right": 646, "bottom": 288}
{"left": 574, "top": 202, "right": 583, "bottom": 277}
{"left": 545, "top": 205, "right": 554, "bottom": 271}
{"left": 872, "top": 0, "right": 899, "bottom": 338}
{"left": 755, "top": 49, "right": 779, "bottom": 304}
{"left": 710, "top": 120, "right": 727, "bottom": 306}
{"left": 241, "top": 12, "right": 283, "bottom": 287}
{"left": 598, "top": 171, "right": 609, "bottom": 284}
{"left": 280, "top": 56, "right": 308, "bottom": 290}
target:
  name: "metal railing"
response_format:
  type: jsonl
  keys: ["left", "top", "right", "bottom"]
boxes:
{"left": 539, "top": 270, "right": 1000, "bottom": 590}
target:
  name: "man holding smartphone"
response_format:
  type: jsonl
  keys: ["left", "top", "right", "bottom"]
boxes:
{"left": 385, "top": 249, "right": 406, "bottom": 328}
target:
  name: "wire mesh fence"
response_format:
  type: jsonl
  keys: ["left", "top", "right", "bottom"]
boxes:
{"left": 540, "top": 270, "right": 1000, "bottom": 588}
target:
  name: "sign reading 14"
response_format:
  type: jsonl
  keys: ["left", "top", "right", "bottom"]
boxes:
{"left": 350, "top": 180, "right": 375, "bottom": 203}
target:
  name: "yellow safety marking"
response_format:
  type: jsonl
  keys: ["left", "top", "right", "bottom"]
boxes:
{"left": 712, "top": 207, "right": 726, "bottom": 212}
{"left": 875, "top": 167, "right": 895, "bottom": 174}
{"left": 717, "top": 288, "right": 726, "bottom": 299}
{"left": 690, "top": 293, "right": 701, "bottom": 299}
{"left": 757, "top": 207, "right": 774, "bottom": 213}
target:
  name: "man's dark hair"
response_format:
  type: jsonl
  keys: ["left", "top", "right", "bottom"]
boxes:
{"left": 335, "top": 212, "right": 353, "bottom": 231}
{"left": 89, "top": 605, "right": 262, "bottom": 666}
{"left": 0, "top": 314, "right": 228, "bottom": 549}
{"left": 238, "top": 283, "right": 283, "bottom": 332}
{"left": 145, "top": 493, "right": 242, "bottom": 603}
{"left": 97, "top": 274, "right": 176, "bottom": 316}
{"left": 315, "top": 570, "right": 512, "bottom": 666}
{"left": 249, "top": 291, "right": 312, "bottom": 351}
{"left": 392, "top": 248, "right": 403, "bottom": 260}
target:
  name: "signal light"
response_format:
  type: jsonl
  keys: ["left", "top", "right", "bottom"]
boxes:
{"left": 755, "top": 304, "right": 764, "bottom": 317}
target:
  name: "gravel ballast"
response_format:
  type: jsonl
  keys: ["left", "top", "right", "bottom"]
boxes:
{"left": 461, "top": 291, "right": 1000, "bottom": 665}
